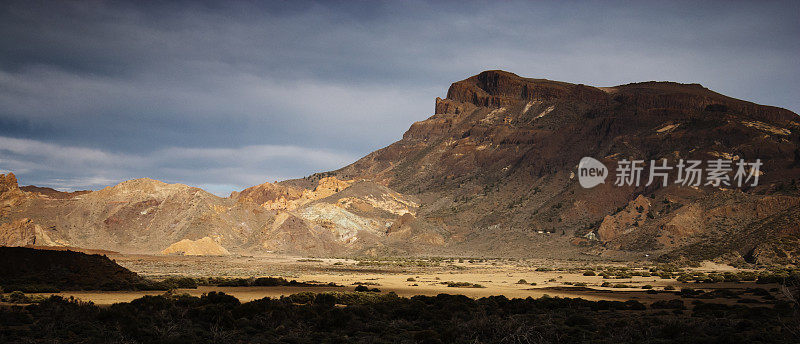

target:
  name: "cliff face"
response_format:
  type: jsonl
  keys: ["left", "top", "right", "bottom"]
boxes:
{"left": 445, "top": 70, "right": 609, "bottom": 108}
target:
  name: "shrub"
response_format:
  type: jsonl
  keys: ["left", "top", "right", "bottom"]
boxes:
{"left": 723, "top": 272, "right": 740, "bottom": 283}
{"left": 200, "top": 291, "right": 240, "bottom": 306}
{"left": 313, "top": 293, "right": 336, "bottom": 307}
{"left": 625, "top": 300, "right": 647, "bottom": 310}
{"left": 651, "top": 299, "right": 685, "bottom": 309}
{"left": 161, "top": 277, "right": 198, "bottom": 289}
{"left": 737, "top": 271, "right": 758, "bottom": 281}
{"left": 642, "top": 285, "right": 653, "bottom": 289}
{"left": 253, "top": 277, "right": 291, "bottom": 286}
{"left": 583, "top": 271, "right": 596, "bottom": 276}
{"left": 516, "top": 279, "right": 528, "bottom": 284}
{"left": 7, "top": 291, "right": 31, "bottom": 303}
{"left": 446, "top": 282, "right": 484, "bottom": 288}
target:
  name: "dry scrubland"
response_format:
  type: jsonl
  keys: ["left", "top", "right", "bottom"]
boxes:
{"left": 5, "top": 253, "right": 792, "bottom": 306}
{"left": 2, "top": 254, "right": 800, "bottom": 343}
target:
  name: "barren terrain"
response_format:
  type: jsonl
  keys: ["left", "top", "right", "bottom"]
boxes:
{"left": 8, "top": 253, "right": 788, "bottom": 307}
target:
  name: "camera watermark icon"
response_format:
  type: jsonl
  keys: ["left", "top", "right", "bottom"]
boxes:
{"left": 578, "top": 157, "right": 762, "bottom": 189}
{"left": 577, "top": 157, "right": 608, "bottom": 189}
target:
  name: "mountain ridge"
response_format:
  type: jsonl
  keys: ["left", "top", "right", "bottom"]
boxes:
{"left": 2, "top": 70, "right": 798, "bottom": 262}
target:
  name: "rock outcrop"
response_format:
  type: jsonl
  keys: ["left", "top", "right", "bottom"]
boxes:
{"left": 597, "top": 195, "right": 652, "bottom": 242}
{"left": 0, "top": 172, "right": 26, "bottom": 218}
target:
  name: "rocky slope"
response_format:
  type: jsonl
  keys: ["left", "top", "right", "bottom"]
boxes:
{"left": 2, "top": 70, "right": 798, "bottom": 262}
{"left": 0, "top": 175, "right": 276, "bottom": 254}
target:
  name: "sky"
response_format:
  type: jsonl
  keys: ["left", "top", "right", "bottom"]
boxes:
{"left": 1, "top": 0, "right": 798, "bottom": 196}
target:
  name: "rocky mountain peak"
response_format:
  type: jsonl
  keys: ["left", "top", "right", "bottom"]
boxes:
{"left": 445, "top": 70, "right": 608, "bottom": 109}
{"left": 0, "top": 173, "right": 19, "bottom": 194}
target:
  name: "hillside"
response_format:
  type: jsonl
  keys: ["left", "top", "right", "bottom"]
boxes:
{"left": 0, "top": 246, "right": 145, "bottom": 291}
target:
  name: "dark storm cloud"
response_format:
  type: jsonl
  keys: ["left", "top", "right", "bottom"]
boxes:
{"left": 0, "top": 0, "right": 798, "bottom": 195}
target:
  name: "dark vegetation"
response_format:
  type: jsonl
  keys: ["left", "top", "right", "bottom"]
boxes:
{"left": 206, "top": 277, "right": 339, "bottom": 288}
{"left": 0, "top": 247, "right": 147, "bottom": 292}
{"left": 0, "top": 248, "right": 339, "bottom": 293}
{"left": 1, "top": 291, "right": 798, "bottom": 343}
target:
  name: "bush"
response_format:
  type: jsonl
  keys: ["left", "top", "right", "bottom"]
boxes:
{"left": 624, "top": 300, "right": 647, "bottom": 310}
{"left": 313, "top": 293, "right": 336, "bottom": 307}
{"left": 723, "top": 272, "right": 740, "bottom": 283}
{"left": 446, "top": 282, "right": 484, "bottom": 288}
{"left": 253, "top": 277, "right": 291, "bottom": 286}
{"left": 7, "top": 291, "right": 31, "bottom": 303}
{"left": 707, "top": 274, "right": 725, "bottom": 283}
{"left": 583, "top": 271, "right": 596, "bottom": 276}
{"left": 161, "top": 277, "right": 198, "bottom": 289}
{"left": 516, "top": 279, "right": 528, "bottom": 284}
{"left": 651, "top": 299, "right": 685, "bottom": 309}
{"left": 642, "top": 285, "right": 653, "bottom": 289}
{"left": 201, "top": 291, "right": 240, "bottom": 306}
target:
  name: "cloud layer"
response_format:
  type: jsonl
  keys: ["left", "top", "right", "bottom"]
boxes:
{"left": 1, "top": 0, "right": 798, "bottom": 195}
{"left": 0, "top": 135, "right": 356, "bottom": 195}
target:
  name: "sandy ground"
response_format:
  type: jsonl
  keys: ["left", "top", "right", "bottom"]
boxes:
{"left": 13, "top": 254, "right": 782, "bottom": 306}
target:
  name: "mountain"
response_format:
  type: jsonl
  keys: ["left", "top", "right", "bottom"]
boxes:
{"left": 1, "top": 175, "right": 269, "bottom": 253}
{"left": 330, "top": 70, "right": 800, "bottom": 262}
{"left": 1, "top": 70, "right": 798, "bottom": 262}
